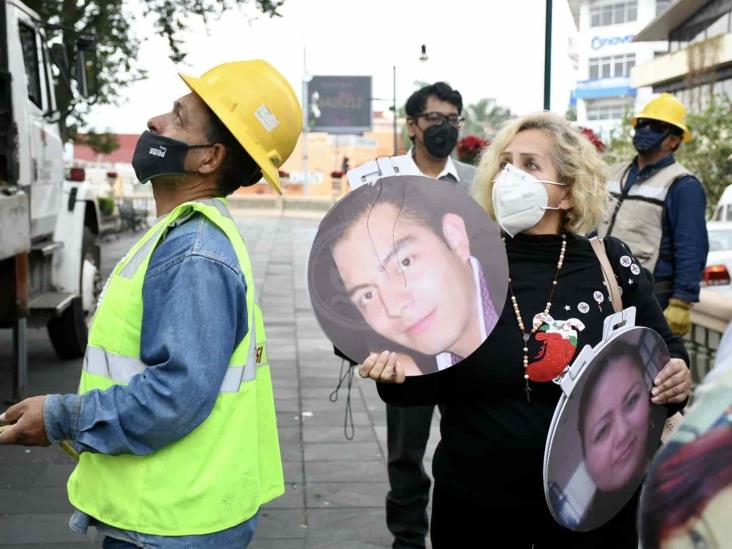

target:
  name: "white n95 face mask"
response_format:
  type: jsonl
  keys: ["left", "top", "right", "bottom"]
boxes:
{"left": 491, "top": 163, "right": 567, "bottom": 237}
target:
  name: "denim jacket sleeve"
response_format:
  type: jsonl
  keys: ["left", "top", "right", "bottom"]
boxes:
{"left": 665, "top": 175, "right": 708, "bottom": 303}
{"left": 44, "top": 214, "right": 248, "bottom": 455}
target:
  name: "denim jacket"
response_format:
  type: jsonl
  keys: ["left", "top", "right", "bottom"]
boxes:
{"left": 43, "top": 212, "right": 259, "bottom": 547}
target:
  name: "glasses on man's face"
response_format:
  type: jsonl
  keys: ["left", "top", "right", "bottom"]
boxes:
{"left": 415, "top": 112, "right": 464, "bottom": 128}
{"left": 636, "top": 118, "right": 672, "bottom": 133}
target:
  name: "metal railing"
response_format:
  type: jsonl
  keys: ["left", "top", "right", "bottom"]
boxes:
{"left": 686, "top": 288, "right": 732, "bottom": 383}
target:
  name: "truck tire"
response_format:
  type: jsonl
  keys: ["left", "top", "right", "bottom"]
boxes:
{"left": 47, "top": 227, "right": 100, "bottom": 359}
{"left": 47, "top": 296, "right": 87, "bottom": 359}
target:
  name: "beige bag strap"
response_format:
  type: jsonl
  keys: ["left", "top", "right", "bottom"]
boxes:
{"left": 589, "top": 237, "right": 622, "bottom": 314}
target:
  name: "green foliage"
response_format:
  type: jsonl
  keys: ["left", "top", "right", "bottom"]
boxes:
{"left": 463, "top": 98, "right": 511, "bottom": 139}
{"left": 26, "top": 0, "right": 141, "bottom": 141}
{"left": 25, "top": 0, "right": 285, "bottom": 142}
{"left": 76, "top": 130, "right": 120, "bottom": 155}
{"left": 604, "top": 95, "right": 732, "bottom": 214}
{"left": 142, "top": 0, "right": 284, "bottom": 63}
{"left": 676, "top": 95, "right": 732, "bottom": 213}
{"left": 98, "top": 196, "right": 115, "bottom": 216}
{"left": 602, "top": 111, "right": 635, "bottom": 167}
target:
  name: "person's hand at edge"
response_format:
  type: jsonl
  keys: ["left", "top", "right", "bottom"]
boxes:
{"left": 0, "top": 396, "right": 50, "bottom": 446}
{"left": 358, "top": 351, "right": 405, "bottom": 384}
{"left": 652, "top": 358, "right": 692, "bottom": 405}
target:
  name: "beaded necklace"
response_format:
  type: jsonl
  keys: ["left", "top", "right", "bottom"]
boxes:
{"left": 503, "top": 234, "right": 567, "bottom": 402}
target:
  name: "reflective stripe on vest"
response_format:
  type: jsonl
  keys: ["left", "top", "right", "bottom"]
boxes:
{"left": 83, "top": 322, "right": 258, "bottom": 391}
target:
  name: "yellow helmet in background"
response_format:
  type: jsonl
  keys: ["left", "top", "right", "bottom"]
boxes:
{"left": 631, "top": 93, "right": 692, "bottom": 142}
{"left": 180, "top": 60, "right": 303, "bottom": 194}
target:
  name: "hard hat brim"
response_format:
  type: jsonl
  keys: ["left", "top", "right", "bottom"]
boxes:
{"left": 630, "top": 115, "right": 692, "bottom": 143}
{"left": 179, "top": 72, "right": 284, "bottom": 195}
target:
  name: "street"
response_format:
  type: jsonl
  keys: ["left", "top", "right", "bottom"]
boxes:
{"left": 0, "top": 215, "right": 439, "bottom": 548}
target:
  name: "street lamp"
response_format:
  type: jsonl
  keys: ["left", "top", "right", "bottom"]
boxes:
{"left": 392, "top": 45, "right": 429, "bottom": 155}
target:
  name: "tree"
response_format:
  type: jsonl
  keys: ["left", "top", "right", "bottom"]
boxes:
{"left": 463, "top": 98, "right": 512, "bottom": 139}
{"left": 76, "top": 130, "right": 120, "bottom": 155}
{"left": 26, "top": 0, "right": 285, "bottom": 144}
{"left": 603, "top": 95, "right": 732, "bottom": 215}
{"left": 143, "top": 0, "right": 285, "bottom": 63}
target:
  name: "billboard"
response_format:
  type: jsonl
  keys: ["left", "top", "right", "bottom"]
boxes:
{"left": 307, "top": 76, "right": 372, "bottom": 134}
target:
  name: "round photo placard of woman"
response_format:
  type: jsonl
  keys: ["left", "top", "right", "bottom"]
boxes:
{"left": 544, "top": 327, "right": 669, "bottom": 531}
{"left": 307, "top": 174, "right": 508, "bottom": 376}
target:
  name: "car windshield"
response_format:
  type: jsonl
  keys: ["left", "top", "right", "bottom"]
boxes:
{"left": 708, "top": 228, "right": 732, "bottom": 252}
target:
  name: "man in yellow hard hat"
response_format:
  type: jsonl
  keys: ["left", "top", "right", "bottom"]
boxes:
{"left": 0, "top": 60, "right": 302, "bottom": 547}
{"left": 597, "top": 93, "right": 708, "bottom": 336}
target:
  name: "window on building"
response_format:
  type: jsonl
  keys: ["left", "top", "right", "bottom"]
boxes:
{"left": 588, "top": 53, "right": 635, "bottom": 80}
{"left": 590, "top": 1, "right": 638, "bottom": 27}
{"left": 601, "top": 56, "right": 612, "bottom": 78}
{"left": 589, "top": 58, "right": 600, "bottom": 80}
{"left": 656, "top": 0, "right": 672, "bottom": 16}
{"left": 587, "top": 103, "right": 627, "bottom": 121}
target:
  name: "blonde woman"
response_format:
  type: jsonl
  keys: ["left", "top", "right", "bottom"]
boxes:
{"left": 359, "top": 112, "right": 692, "bottom": 548}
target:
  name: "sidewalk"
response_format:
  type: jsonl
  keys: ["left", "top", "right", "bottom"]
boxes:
{"left": 0, "top": 215, "right": 439, "bottom": 548}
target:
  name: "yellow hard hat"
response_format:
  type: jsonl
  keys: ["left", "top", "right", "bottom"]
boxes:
{"left": 631, "top": 93, "right": 692, "bottom": 142}
{"left": 180, "top": 60, "right": 303, "bottom": 194}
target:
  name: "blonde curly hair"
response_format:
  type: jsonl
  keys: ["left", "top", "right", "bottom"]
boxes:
{"left": 473, "top": 111, "right": 608, "bottom": 235}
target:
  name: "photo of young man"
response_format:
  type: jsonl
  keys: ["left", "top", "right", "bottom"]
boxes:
{"left": 308, "top": 174, "right": 507, "bottom": 375}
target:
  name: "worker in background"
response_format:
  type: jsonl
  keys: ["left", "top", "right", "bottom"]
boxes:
{"left": 597, "top": 93, "right": 708, "bottom": 337}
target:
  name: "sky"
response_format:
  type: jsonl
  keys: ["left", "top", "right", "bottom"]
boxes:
{"left": 86, "top": 0, "right": 580, "bottom": 133}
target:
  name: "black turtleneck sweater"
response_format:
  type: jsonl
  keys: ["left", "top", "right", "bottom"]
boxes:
{"left": 377, "top": 233, "right": 688, "bottom": 506}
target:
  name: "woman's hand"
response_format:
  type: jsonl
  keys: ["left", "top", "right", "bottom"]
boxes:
{"left": 358, "top": 351, "right": 405, "bottom": 384}
{"left": 652, "top": 358, "right": 692, "bottom": 405}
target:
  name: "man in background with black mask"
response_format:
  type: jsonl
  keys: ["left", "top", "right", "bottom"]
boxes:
{"left": 400, "top": 82, "right": 476, "bottom": 193}
{"left": 386, "top": 81, "right": 475, "bottom": 549}
{"left": 597, "top": 93, "right": 707, "bottom": 337}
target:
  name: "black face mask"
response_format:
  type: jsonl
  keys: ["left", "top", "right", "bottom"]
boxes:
{"left": 422, "top": 123, "right": 459, "bottom": 159}
{"left": 132, "top": 131, "right": 214, "bottom": 184}
{"left": 632, "top": 126, "right": 669, "bottom": 153}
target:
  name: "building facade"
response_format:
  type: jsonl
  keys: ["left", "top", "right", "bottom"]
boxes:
{"left": 571, "top": 0, "right": 672, "bottom": 138}
{"left": 632, "top": 0, "right": 732, "bottom": 113}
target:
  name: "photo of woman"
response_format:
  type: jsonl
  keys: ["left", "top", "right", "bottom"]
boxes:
{"left": 545, "top": 329, "right": 668, "bottom": 531}
{"left": 308, "top": 174, "right": 507, "bottom": 375}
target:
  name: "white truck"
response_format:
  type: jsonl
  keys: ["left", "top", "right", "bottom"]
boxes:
{"left": 0, "top": 0, "right": 101, "bottom": 400}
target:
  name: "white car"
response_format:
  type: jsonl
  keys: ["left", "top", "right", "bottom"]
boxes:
{"left": 704, "top": 221, "right": 732, "bottom": 292}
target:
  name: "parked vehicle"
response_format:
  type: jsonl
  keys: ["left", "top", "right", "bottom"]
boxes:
{"left": 711, "top": 185, "right": 732, "bottom": 222}
{"left": 702, "top": 221, "right": 732, "bottom": 292}
{"left": 0, "top": 0, "right": 100, "bottom": 400}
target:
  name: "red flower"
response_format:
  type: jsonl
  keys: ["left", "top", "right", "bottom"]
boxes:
{"left": 457, "top": 135, "right": 490, "bottom": 165}
{"left": 578, "top": 127, "right": 605, "bottom": 153}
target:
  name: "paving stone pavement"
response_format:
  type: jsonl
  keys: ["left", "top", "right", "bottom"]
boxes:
{"left": 0, "top": 214, "right": 440, "bottom": 548}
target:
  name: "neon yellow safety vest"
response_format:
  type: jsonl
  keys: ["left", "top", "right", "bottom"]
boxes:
{"left": 67, "top": 198, "right": 284, "bottom": 536}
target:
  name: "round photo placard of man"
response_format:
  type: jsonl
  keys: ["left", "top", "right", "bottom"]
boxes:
{"left": 307, "top": 174, "right": 508, "bottom": 376}
{"left": 544, "top": 327, "right": 669, "bottom": 531}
